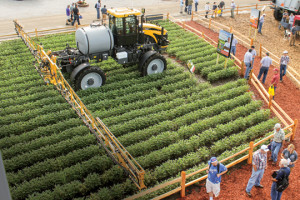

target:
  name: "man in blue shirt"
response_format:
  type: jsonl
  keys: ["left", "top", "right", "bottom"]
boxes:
{"left": 258, "top": 14, "right": 266, "bottom": 34}
{"left": 258, "top": 52, "right": 272, "bottom": 84}
{"left": 96, "top": 0, "right": 101, "bottom": 20}
{"left": 271, "top": 159, "right": 290, "bottom": 200}
{"left": 206, "top": 157, "right": 228, "bottom": 200}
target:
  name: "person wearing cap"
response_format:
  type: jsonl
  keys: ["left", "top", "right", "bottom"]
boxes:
{"left": 279, "top": 50, "right": 290, "bottom": 82}
{"left": 270, "top": 68, "right": 280, "bottom": 99}
{"left": 257, "top": 52, "right": 272, "bottom": 84}
{"left": 271, "top": 159, "right": 290, "bottom": 200}
{"left": 206, "top": 157, "right": 228, "bottom": 200}
{"left": 205, "top": 2, "right": 210, "bottom": 18}
{"left": 230, "top": 0, "right": 236, "bottom": 18}
{"left": 244, "top": 49, "right": 253, "bottom": 79}
{"left": 258, "top": 14, "right": 266, "bottom": 34}
{"left": 270, "top": 123, "right": 285, "bottom": 165}
{"left": 231, "top": 36, "right": 238, "bottom": 56}
{"left": 250, "top": 46, "right": 256, "bottom": 67}
{"left": 245, "top": 145, "right": 269, "bottom": 197}
{"left": 289, "top": 13, "right": 295, "bottom": 31}
{"left": 281, "top": 144, "right": 298, "bottom": 168}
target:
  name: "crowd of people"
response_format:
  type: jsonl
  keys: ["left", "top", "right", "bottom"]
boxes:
{"left": 180, "top": 0, "right": 239, "bottom": 18}
{"left": 207, "top": 124, "right": 297, "bottom": 200}
{"left": 65, "top": 1, "right": 108, "bottom": 26}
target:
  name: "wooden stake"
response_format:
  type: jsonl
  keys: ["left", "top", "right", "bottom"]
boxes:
{"left": 180, "top": 171, "right": 186, "bottom": 198}
{"left": 248, "top": 69, "right": 253, "bottom": 84}
{"left": 230, "top": 26, "right": 233, "bottom": 33}
{"left": 268, "top": 95, "right": 273, "bottom": 108}
{"left": 224, "top": 58, "right": 228, "bottom": 69}
{"left": 250, "top": 38, "right": 254, "bottom": 47}
{"left": 183, "top": 21, "right": 185, "bottom": 29}
{"left": 237, "top": 5, "right": 239, "bottom": 15}
{"left": 256, "top": 3, "right": 258, "bottom": 9}
{"left": 167, "top": 13, "right": 169, "bottom": 20}
{"left": 291, "top": 119, "right": 298, "bottom": 141}
{"left": 241, "top": 61, "right": 245, "bottom": 77}
{"left": 191, "top": 11, "right": 194, "bottom": 21}
{"left": 254, "top": 29, "right": 258, "bottom": 41}
{"left": 216, "top": 54, "right": 220, "bottom": 65}
{"left": 249, "top": 26, "right": 251, "bottom": 38}
{"left": 248, "top": 141, "right": 254, "bottom": 164}
{"left": 209, "top": 18, "right": 211, "bottom": 29}
{"left": 35, "top": 28, "right": 38, "bottom": 38}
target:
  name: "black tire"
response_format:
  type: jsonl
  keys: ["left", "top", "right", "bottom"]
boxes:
{"left": 274, "top": 8, "right": 282, "bottom": 21}
{"left": 75, "top": 66, "right": 106, "bottom": 90}
{"left": 142, "top": 54, "right": 166, "bottom": 76}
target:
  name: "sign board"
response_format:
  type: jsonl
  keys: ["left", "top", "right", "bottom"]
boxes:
{"left": 217, "top": 30, "right": 233, "bottom": 58}
{"left": 250, "top": 8, "right": 261, "bottom": 29}
{"left": 187, "top": 60, "right": 195, "bottom": 73}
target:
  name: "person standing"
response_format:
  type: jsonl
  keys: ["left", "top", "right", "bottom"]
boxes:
{"left": 96, "top": 0, "right": 101, "bottom": 20}
{"left": 279, "top": 50, "right": 289, "bottom": 82}
{"left": 185, "top": 0, "right": 188, "bottom": 13}
{"left": 194, "top": 0, "right": 199, "bottom": 12}
{"left": 243, "top": 49, "right": 253, "bottom": 79}
{"left": 66, "top": 5, "right": 71, "bottom": 25}
{"left": 206, "top": 157, "right": 228, "bottom": 200}
{"left": 250, "top": 45, "right": 256, "bottom": 67}
{"left": 230, "top": 0, "right": 236, "bottom": 18}
{"left": 70, "top": 3, "right": 75, "bottom": 21}
{"left": 270, "top": 68, "right": 280, "bottom": 99}
{"left": 279, "top": 10, "right": 288, "bottom": 30}
{"left": 219, "top": 1, "right": 225, "bottom": 17}
{"left": 211, "top": 2, "right": 217, "bottom": 18}
{"left": 281, "top": 144, "right": 298, "bottom": 168}
{"left": 245, "top": 145, "right": 269, "bottom": 197}
{"left": 205, "top": 2, "right": 210, "bottom": 18}
{"left": 270, "top": 123, "right": 285, "bottom": 165}
{"left": 101, "top": 5, "right": 107, "bottom": 24}
{"left": 231, "top": 36, "right": 238, "bottom": 56}
{"left": 258, "top": 14, "right": 266, "bottom": 34}
{"left": 180, "top": 0, "right": 184, "bottom": 14}
{"left": 271, "top": 159, "right": 290, "bottom": 200}
{"left": 187, "top": 0, "right": 193, "bottom": 15}
{"left": 289, "top": 13, "right": 295, "bottom": 31}
{"left": 257, "top": 52, "right": 272, "bottom": 84}
{"left": 290, "top": 25, "right": 297, "bottom": 46}
{"left": 72, "top": 4, "right": 81, "bottom": 26}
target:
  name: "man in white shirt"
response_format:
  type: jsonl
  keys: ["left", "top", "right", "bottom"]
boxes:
{"left": 244, "top": 49, "right": 253, "bottom": 79}
{"left": 258, "top": 14, "right": 266, "bottom": 34}
{"left": 289, "top": 13, "right": 295, "bottom": 31}
{"left": 250, "top": 46, "right": 257, "bottom": 67}
{"left": 230, "top": 0, "right": 236, "bottom": 18}
{"left": 258, "top": 52, "right": 272, "bottom": 84}
{"left": 231, "top": 37, "right": 238, "bottom": 56}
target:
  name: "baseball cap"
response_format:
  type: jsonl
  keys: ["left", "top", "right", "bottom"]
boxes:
{"left": 283, "top": 50, "right": 288, "bottom": 54}
{"left": 274, "top": 123, "right": 281, "bottom": 129}
{"left": 210, "top": 157, "right": 218, "bottom": 163}
{"left": 263, "top": 13, "right": 266, "bottom": 16}
{"left": 261, "top": 145, "right": 269, "bottom": 152}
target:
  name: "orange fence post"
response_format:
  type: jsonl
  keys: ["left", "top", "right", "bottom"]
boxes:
{"left": 191, "top": 11, "right": 194, "bottom": 21}
{"left": 230, "top": 26, "right": 233, "bottom": 33}
{"left": 248, "top": 69, "right": 253, "bottom": 84}
{"left": 259, "top": 44, "right": 262, "bottom": 58}
{"left": 167, "top": 12, "right": 169, "bottom": 20}
{"left": 181, "top": 171, "right": 186, "bottom": 198}
{"left": 256, "top": 3, "right": 258, "bottom": 9}
{"left": 250, "top": 38, "right": 254, "bottom": 47}
{"left": 241, "top": 61, "right": 245, "bottom": 77}
{"left": 76, "top": 24, "right": 78, "bottom": 30}
{"left": 183, "top": 21, "right": 185, "bottom": 29}
{"left": 35, "top": 28, "right": 38, "bottom": 38}
{"left": 248, "top": 141, "right": 254, "bottom": 164}
{"left": 237, "top": 5, "right": 239, "bottom": 15}
{"left": 209, "top": 18, "right": 211, "bottom": 29}
{"left": 268, "top": 95, "right": 273, "bottom": 108}
{"left": 291, "top": 119, "right": 298, "bottom": 141}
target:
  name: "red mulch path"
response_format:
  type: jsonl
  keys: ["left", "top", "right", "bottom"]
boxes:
{"left": 176, "top": 21, "right": 300, "bottom": 200}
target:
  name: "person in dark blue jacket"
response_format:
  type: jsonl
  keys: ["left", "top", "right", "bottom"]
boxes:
{"left": 271, "top": 159, "right": 290, "bottom": 200}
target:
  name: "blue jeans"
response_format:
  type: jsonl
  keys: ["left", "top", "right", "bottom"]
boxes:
{"left": 271, "top": 141, "right": 282, "bottom": 162}
{"left": 231, "top": 46, "right": 236, "bottom": 56}
{"left": 246, "top": 168, "right": 265, "bottom": 193}
{"left": 244, "top": 62, "right": 252, "bottom": 79}
{"left": 195, "top": 2, "right": 198, "bottom": 11}
{"left": 96, "top": 8, "right": 100, "bottom": 19}
{"left": 257, "top": 67, "right": 269, "bottom": 84}
{"left": 258, "top": 22, "right": 263, "bottom": 33}
{"left": 188, "top": 5, "right": 192, "bottom": 15}
{"left": 280, "top": 64, "right": 287, "bottom": 81}
{"left": 271, "top": 182, "right": 283, "bottom": 200}
{"left": 72, "top": 15, "right": 80, "bottom": 26}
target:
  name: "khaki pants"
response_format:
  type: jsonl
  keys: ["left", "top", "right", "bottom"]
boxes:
{"left": 290, "top": 34, "right": 296, "bottom": 46}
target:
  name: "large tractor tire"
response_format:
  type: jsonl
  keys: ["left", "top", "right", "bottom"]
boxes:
{"left": 142, "top": 53, "right": 166, "bottom": 76}
{"left": 274, "top": 8, "right": 282, "bottom": 21}
{"left": 75, "top": 66, "right": 106, "bottom": 90}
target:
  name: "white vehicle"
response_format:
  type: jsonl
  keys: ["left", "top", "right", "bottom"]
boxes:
{"left": 272, "top": 0, "right": 300, "bottom": 20}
